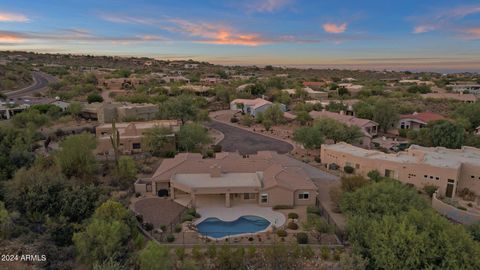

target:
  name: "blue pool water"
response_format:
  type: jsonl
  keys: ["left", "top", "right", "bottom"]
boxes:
{"left": 196, "top": 215, "right": 271, "bottom": 238}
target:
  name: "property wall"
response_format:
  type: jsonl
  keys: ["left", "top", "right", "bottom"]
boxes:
{"left": 432, "top": 192, "right": 480, "bottom": 225}
{"left": 457, "top": 163, "right": 480, "bottom": 194}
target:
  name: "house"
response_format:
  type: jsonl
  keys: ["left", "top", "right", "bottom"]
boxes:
{"left": 303, "top": 81, "right": 327, "bottom": 90}
{"left": 398, "top": 112, "right": 446, "bottom": 130}
{"left": 338, "top": 83, "right": 364, "bottom": 94}
{"left": 184, "top": 63, "right": 198, "bottom": 69}
{"left": 135, "top": 151, "right": 318, "bottom": 208}
{"left": 304, "top": 87, "right": 329, "bottom": 100}
{"left": 449, "top": 82, "right": 480, "bottom": 95}
{"left": 309, "top": 110, "right": 378, "bottom": 148}
{"left": 95, "top": 120, "right": 180, "bottom": 155}
{"left": 230, "top": 98, "right": 286, "bottom": 117}
{"left": 0, "top": 103, "right": 29, "bottom": 120}
{"left": 162, "top": 76, "right": 190, "bottom": 84}
{"left": 81, "top": 102, "right": 159, "bottom": 123}
{"left": 101, "top": 77, "right": 145, "bottom": 90}
{"left": 321, "top": 142, "right": 480, "bottom": 199}
{"left": 398, "top": 79, "right": 435, "bottom": 86}
{"left": 421, "top": 93, "right": 477, "bottom": 103}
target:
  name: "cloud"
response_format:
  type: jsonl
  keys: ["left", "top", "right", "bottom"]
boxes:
{"left": 461, "top": 27, "right": 480, "bottom": 40}
{"left": 99, "top": 14, "right": 159, "bottom": 25}
{"left": 245, "top": 0, "right": 293, "bottom": 13}
{"left": 0, "top": 31, "right": 25, "bottom": 43}
{"left": 412, "top": 5, "right": 480, "bottom": 34}
{"left": 165, "top": 18, "right": 269, "bottom": 46}
{"left": 0, "top": 29, "right": 166, "bottom": 45}
{"left": 322, "top": 23, "right": 347, "bottom": 34}
{"left": 0, "top": 12, "right": 29, "bottom": 22}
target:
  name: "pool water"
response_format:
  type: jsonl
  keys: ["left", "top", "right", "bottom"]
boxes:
{"left": 196, "top": 215, "right": 271, "bottom": 238}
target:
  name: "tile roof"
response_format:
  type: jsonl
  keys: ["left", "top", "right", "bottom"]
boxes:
{"left": 399, "top": 112, "right": 446, "bottom": 123}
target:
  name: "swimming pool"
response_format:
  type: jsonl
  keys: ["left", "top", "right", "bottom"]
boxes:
{"left": 196, "top": 215, "right": 271, "bottom": 238}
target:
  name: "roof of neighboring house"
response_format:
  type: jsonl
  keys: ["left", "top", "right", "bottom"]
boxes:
{"left": 303, "top": 81, "right": 325, "bottom": 87}
{"left": 231, "top": 98, "right": 272, "bottom": 110}
{"left": 309, "top": 110, "right": 377, "bottom": 131}
{"left": 151, "top": 151, "right": 317, "bottom": 191}
{"left": 399, "top": 112, "right": 446, "bottom": 124}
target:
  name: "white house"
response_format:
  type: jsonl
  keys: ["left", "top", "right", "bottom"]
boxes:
{"left": 230, "top": 98, "right": 286, "bottom": 117}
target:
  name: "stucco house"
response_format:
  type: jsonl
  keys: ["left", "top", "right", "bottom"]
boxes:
{"left": 397, "top": 112, "right": 446, "bottom": 130}
{"left": 135, "top": 151, "right": 318, "bottom": 208}
{"left": 230, "top": 98, "right": 286, "bottom": 117}
{"left": 321, "top": 142, "right": 480, "bottom": 199}
{"left": 309, "top": 110, "right": 378, "bottom": 148}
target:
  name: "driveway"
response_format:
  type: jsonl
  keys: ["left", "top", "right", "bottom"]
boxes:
{"left": 207, "top": 121, "right": 293, "bottom": 155}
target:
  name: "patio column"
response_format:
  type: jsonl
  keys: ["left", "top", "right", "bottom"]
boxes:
{"left": 170, "top": 187, "right": 175, "bottom": 199}
{"left": 190, "top": 193, "right": 196, "bottom": 208}
{"left": 152, "top": 182, "right": 157, "bottom": 196}
{"left": 225, "top": 192, "right": 231, "bottom": 208}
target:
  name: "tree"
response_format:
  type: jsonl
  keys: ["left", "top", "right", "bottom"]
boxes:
{"left": 340, "top": 176, "right": 370, "bottom": 192}
{"left": 407, "top": 85, "right": 431, "bottom": 94}
{"left": 0, "top": 201, "right": 14, "bottom": 240}
{"left": 177, "top": 123, "right": 212, "bottom": 151}
{"left": 454, "top": 103, "right": 480, "bottom": 131}
{"left": 295, "top": 111, "right": 312, "bottom": 125}
{"left": 138, "top": 241, "right": 171, "bottom": 270}
{"left": 429, "top": 120, "right": 465, "bottom": 149}
{"left": 68, "top": 101, "right": 83, "bottom": 119}
{"left": 338, "top": 87, "right": 350, "bottom": 96}
{"left": 293, "top": 127, "right": 324, "bottom": 149}
{"left": 315, "top": 118, "right": 363, "bottom": 144}
{"left": 326, "top": 101, "right": 347, "bottom": 113}
{"left": 158, "top": 95, "right": 207, "bottom": 124}
{"left": 142, "top": 126, "right": 174, "bottom": 156}
{"left": 73, "top": 200, "right": 136, "bottom": 265}
{"left": 372, "top": 100, "right": 399, "bottom": 132}
{"left": 87, "top": 93, "right": 104, "bottom": 103}
{"left": 339, "top": 252, "right": 368, "bottom": 270}
{"left": 353, "top": 102, "right": 374, "bottom": 120}
{"left": 262, "top": 104, "right": 284, "bottom": 125}
{"left": 115, "top": 156, "right": 137, "bottom": 189}
{"left": 55, "top": 133, "right": 97, "bottom": 179}
{"left": 367, "top": 170, "right": 382, "bottom": 182}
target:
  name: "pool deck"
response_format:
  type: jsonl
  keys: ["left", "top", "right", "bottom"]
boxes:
{"left": 193, "top": 196, "right": 286, "bottom": 230}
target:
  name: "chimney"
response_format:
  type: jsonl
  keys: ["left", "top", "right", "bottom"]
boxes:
{"left": 210, "top": 164, "right": 221, "bottom": 177}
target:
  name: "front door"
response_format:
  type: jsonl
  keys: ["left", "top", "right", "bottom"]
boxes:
{"left": 446, "top": 179, "right": 455, "bottom": 198}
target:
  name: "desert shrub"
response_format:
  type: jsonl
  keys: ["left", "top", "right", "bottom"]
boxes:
{"left": 136, "top": 214, "right": 143, "bottom": 223}
{"left": 192, "top": 245, "right": 202, "bottom": 260}
{"left": 175, "top": 224, "right": 182, "bottom": 233}
{"left": 344, "top": 165, "right": 354, "bottom": 174}
{"left": 459, "top": 188, "right": 476, "bottom": 201}
{"left": 321, "top": 246, "right": 330, "bottom": 260}
{"left": 181, "top": 214, "right": 194, "bottom": 222}
{"left": 314, "top": 156, "right": 321, "bottom": 163}
{"left": 307, "top": 206, "right": 322, "bottom": 215}
{"left": 143, "top": 222, "right": 153, "bottom": 231}
{"left": 175, "top": 247, "right": 186, "bottom": 261}
{"left": 276, "top": 229, "right": 287, "bottom": 237}
{"left": 186, "top": 208, "right": 197, "bottom": 216}
{"left": 273, "top": 205, "right": 294, "bottom": 210}
{"left": 288, "top": 213, "right": 299, "bottom": 219}
{"left": 160, "top": 225, "right": 167, "bottom": 232}
{"left": 230, "top": 117, "right": 239, "bottom": 123}
{"left": 287, "top": 222, "right": 299, "bottom": 230}
{"left": 296, "top": 232, "right": 308, "bottom": 244}
{"left": 207, "top": 245, "right": 217, "bottom": 258}
{"left": 423, "top": 185, "right": 438, "bottom": 197}
{"left": 367, "top": 170, "right": 382, "bottom": 182}
{"left": 166, "top": 234, "right": 175, "bottom": 242}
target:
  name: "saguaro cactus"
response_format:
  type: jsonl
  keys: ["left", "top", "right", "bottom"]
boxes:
{"left": 110, "top": 121, "right": 120, "bottom": 168}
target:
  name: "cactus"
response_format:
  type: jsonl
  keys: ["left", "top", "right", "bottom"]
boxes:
{"left": 110, "top": 121, "right": 120, "bottom": 168}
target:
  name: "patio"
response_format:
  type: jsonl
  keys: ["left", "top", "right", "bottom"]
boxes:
{"left": 132, "top": 197, "right": 186, "bottom": 229}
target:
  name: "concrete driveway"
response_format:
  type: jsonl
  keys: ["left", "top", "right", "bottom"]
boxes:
{"left": 207, "top": 121, "right": 293, "bottom": 155}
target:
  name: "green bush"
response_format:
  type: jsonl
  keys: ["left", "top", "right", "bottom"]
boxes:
{"left": 307, "top": 206, "right": 322, "bottom": 215}
{"left": 276, "top": 229, "right": 287, "bottom": 237}
{"left": 344, "top": 165, "right": 354, "bottom": 174}
{"left": 287, "top": 222, "right": 299, "bottom": 230}
{"left": 174, "top": 224, "right": 182, "bottom": 233}
{"left": 423, "top": 185, "right": 438, "bottom": 197}
{"left": 296, "top": 232, "right": 308, "bottom": 244}
{"left": 181, "top": 214, "right": 194, "bottom": 222}
{"left": 166, "top": 234, "right": 175, "bottom": 243}
{"left": 288, "top": 212, "right": 299, "bottom": 219}
{"left": 320, "top": 246, "right": 330, "bottom": 260}
{"left": 186, "top": 208, "right": 196, "bottom": 216}
{"left": 273, "top": 205, "right": 294, "bottom": 210}
{"left": 143, "top": 222, "right": 153, "bottom": 231}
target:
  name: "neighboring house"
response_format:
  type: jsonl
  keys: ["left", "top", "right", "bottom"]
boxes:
{"left": 398, "top": 112, "right": 446, "bottom": 130}
{"left": 309, "top": 110, "right": 378, "bottom": 148}
{"left": 50, "top": 100, "right": 70, "bottom": 111}
{"left": 321, "top": 142, "right": 480, "bottom": 199}
{"left": 95, "top": 120, "right": 180, "bottom": 155}
{"left": 100, "top": 77, "right": 145, "bottom": 90}
{"left": 81, "top": 102, "right": 159, "bottom": 123}
{"left": 162, "top": 76, "right": 190, "bottom": 84}
{"left": 0, "top": 103, "right": 29, "bottom": 120}
{"left": 337, "top": 83, "right": 364, "bottom": 94}
{"left": 303, "top": 81, "right": 327, "bottom": 90}
{"left": 230, "top": 98, "right": 286, "bottom": 117}
{"left": 184, "top": 63, "right": 199, "bottom": 69}
{"left": 135, "top": 151, "right": 318, "bottom": 208}
{"left": 421, "top": 93, "right": 477, "bottom": 103}
{"left": 304, "top": 87, "right": 329, "bottom": 100}
{"left": 449, "top": 82, "right": 480, "bottom": 95}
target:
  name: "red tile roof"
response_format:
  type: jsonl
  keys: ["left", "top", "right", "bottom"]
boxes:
{"left": 400, "top": 112, "right": 446, "bottom": 123}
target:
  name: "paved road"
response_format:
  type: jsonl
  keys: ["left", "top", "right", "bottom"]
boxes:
{"left": 5, "top": 71, "right": 57, "bottom": 99}
{"left": 207, "top": 121, "right": 294, "bottom": 155}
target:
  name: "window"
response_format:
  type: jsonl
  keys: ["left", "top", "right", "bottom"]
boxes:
{"left": 298, "top": 192, "right": 309, "bottom": 200}
{"left": 244, "top": 193, "right": 256, "bottom": 200}
{"left": 132, "top": 143, "right": 141, "bottom": 149}
{"left": 260, "top": 194, "right": 268, "bottom": 203}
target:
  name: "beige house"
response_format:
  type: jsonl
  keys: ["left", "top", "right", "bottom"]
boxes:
{"left": 398, "top": 112, "right": 446, "bottom": 130}
{"left": 135, "top": 151, "right": 318, "bottom": 208}
{"left": 81, "top": 102, "right": 159, "bottom": 123}
{"left": 95, "top": 120, "right": 180, "bottom": 155}
{"left": 309, "top": 110, "right": 378, "bottom": 148}
{"left": 321, "top": 142, "right": 480, "bottom": 199}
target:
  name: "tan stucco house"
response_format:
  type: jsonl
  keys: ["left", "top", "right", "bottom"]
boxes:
{"left": 321, "top": 142, "right": 480, "bottom": 199}
{"left": 135, "top": 151, "right": 318, "bottom": 208}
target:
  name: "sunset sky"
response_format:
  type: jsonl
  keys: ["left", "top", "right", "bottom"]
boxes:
{"left": 1, "top": 0, "right": 479, "bottom": 72}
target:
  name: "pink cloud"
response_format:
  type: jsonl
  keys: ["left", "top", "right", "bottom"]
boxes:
{"left": 0, "top": 31, "right": 24, "bottom": 43}
{"left": 461, "top": 27, "right": 480, "bottom": 40}
{"left": 246, "top": 0, "right": 293, "bottom": 13}
{"left": 0, "top": 12, "right": 29, "bottom": 22}
{"left": 322, "top": 23, "right": 347, "bottom": 34}
{"left": 412, "top": 5, "right": 480, "bottom": 34}
{"left": 413, "top": 25, "right": 437, "bottom": 34}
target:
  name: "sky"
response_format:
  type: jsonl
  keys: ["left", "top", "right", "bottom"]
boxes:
{"left": 0, "top": 0, "right": 480, "bottom": 72}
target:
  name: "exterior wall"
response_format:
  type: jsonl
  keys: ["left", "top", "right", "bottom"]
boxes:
{"left": 432, "top": 192, "right": 480, "bottom": 225}
{"left": 457, "top": 163, "right": 480, "bottom": 193}
{"left": 260, "top": 187, "right": 294, "bottom": 207}
{"left": 294, "top": 189, "right": 317, "bottom": 206}
{"left": 117, "top": 105, "right": 159, "bottom": 122}
{"left": 320, "top": 147, "right": 460, "bottom": 197}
